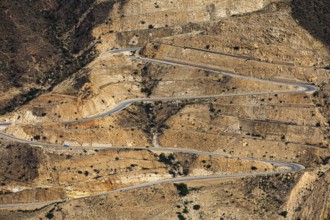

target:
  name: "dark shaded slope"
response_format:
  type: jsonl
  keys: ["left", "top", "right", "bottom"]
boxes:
{"left": 292, "top": 0, "right": 330, "bottom": 49}
{"left": 0, "top": 143, "right": 41, "bottom": 183}
{"left": 0, "top": 0, "right": 123, "bottom": 115}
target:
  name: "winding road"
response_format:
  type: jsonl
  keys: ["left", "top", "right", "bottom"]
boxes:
{"left": 0, "top": 46, "right": 316, "bottom": 209}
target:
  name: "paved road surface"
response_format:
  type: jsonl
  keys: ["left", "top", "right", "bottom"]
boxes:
{"left": 0, "top": 46, "right": 314, "bottom": 208}
{"left": 62, "top": 48, "right": 317, "bottom": 124}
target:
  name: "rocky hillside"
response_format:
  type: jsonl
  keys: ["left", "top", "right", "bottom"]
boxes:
{"left": 0, "top": 0, "right": 329, "bottom": 219}
{"left": 0, "top": 0, "right": 115, "bottom": 114}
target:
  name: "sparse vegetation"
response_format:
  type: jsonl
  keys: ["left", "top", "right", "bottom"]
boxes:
{"left": 177, "top": 213, "right": 186, "bottom": 220}
{"left": 0, "top": 1, "right": 329, "bottom": 219}
{"left": 278, "top": 211, "right": 288, "bottom": 218}
{"left": 159, "top": 153, "right": 175, "bottom": 165}
{"left": 45, "top": 208, "right": 55, "bottom": 219}
{"left": 251, "top": 166, "right": 258, "bottom": 171}
{"left": 174, "top": 183, "right": 189, "bottom": 197}
{"left": 193, "top": 204, "right": 201, "bottom": 210}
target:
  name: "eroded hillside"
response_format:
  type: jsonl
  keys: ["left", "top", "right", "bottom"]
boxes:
{"left": 0, "top": 0, "right": 329, "bottom": 219}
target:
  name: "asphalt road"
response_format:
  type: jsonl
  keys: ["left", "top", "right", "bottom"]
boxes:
{"left": 0, "top": 130, "right": 306, "bottom": 209}
{"left": 63, "top": 48, "right": 317, "bottom": 124}
{"left": 0, "top": 47, "right": 313, "bottom": 208}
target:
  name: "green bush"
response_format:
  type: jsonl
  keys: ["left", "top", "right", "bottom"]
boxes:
{"left": 174, "top": 183, "right": 189, "bottom": 196}
{"left": 177, "top": 213, "right": 186, "bottom": 220}
{"left": 193, "top": 204, "right": 201, "bottom": 210}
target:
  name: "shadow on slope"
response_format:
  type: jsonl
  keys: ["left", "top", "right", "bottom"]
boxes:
{"left": 292, "top": 0, "right": 330, "bottom": 49}
{"left": 0, "top": 0, "right": 126, "bottom": 115}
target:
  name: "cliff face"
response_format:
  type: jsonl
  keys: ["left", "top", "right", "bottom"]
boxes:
{"left": 296, "top": 171, "right": 330, "bottom": 219}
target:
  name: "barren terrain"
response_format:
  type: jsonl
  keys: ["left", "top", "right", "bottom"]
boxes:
{"left": 0, "top": 0, "right": 329, "bottom": 219}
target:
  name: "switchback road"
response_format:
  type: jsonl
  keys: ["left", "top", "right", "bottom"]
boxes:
{"left": 0, "top": 46, "right": 315, "bottom": 208}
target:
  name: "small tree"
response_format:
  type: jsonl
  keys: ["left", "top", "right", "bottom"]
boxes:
{"left": 193, "top": 204, "right": 201, "bottom": 210}
{"left": 159, "top": 153, "right": 175, "bottom": 165}
{"left": 177, "top": 213, "right": 186, "bottom": 220}
{"left": 174, "top": 183, "right": 189, "bottom": 196}
{"left": 251, "top": 166, "right": 258, "bottom": 171}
